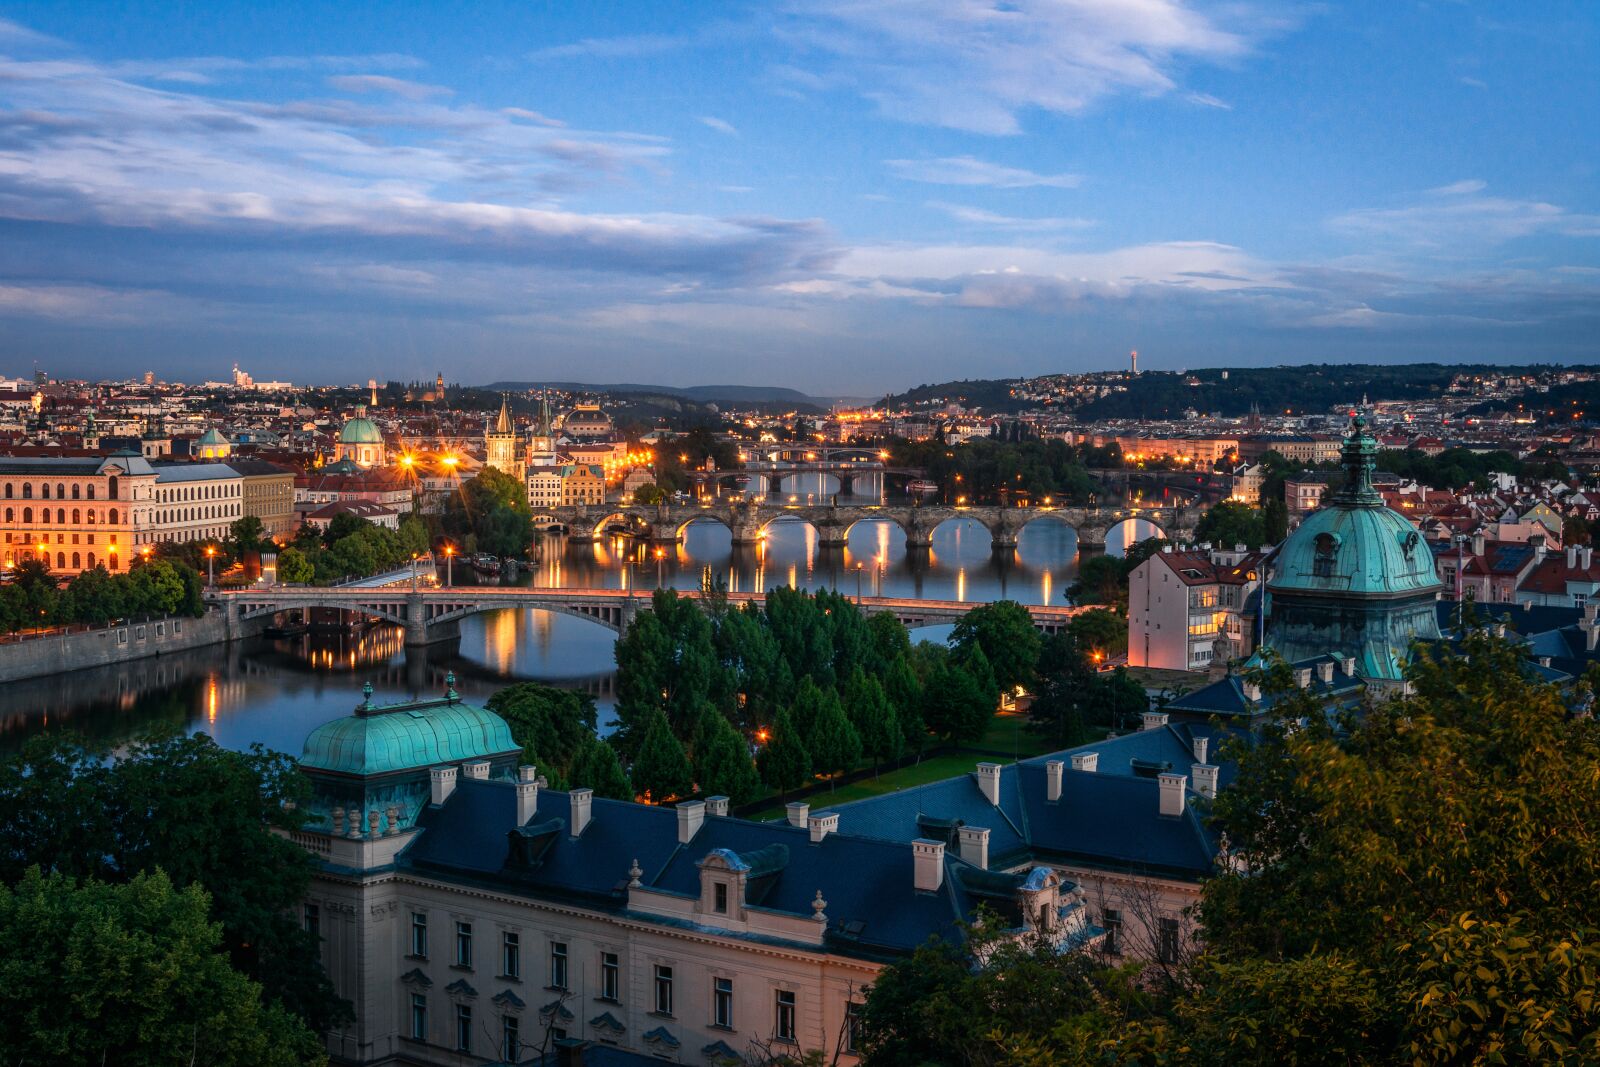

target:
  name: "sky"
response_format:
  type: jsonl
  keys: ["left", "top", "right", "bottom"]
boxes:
{"left": 0, "top": 2, "right": 1595, "bottom": 394}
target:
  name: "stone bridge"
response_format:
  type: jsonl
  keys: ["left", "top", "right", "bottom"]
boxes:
{"left": 537, "top": 500, "right": 1200, "bottom": 551}
{"left": 688, "top": 461, "right": 925, "bottom": 496}
{"left": 216, "top": 586, "right": 1096, "bottom": 647}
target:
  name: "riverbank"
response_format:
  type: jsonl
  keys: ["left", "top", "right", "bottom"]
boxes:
{"left": 0, "top": 609, "right": 246, "bottom": 684}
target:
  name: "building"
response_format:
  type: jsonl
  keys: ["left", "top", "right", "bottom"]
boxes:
{"left": 194, "top": 427, "right": 233, "bottom": 460}
{"left": 229, "top": 458, "right": 298, "bottom": 539}
{"left": 527, "top": 392, "right": 559, "bottom": 470}
{"left": 1127, "top": 545, "right": 1267, "bottom": 672}
{"left": 484, "top": 395, "right": 524, "bottom": 482}
{"left": 1433, "top": 534, "right": 1543, "bottom": 605}
{"left": 296, "top": 468, "right": 415, "bottom": 525}
{"left": 1515, "top": 546, "right": 1600, "bottom": 608}
{"left": 528, "top": 468, "right": 562, "bottom": 510}
{"left": 294, "top": 680, "right": 1101, "bottom": 1065}
{"left": 558, "top": 403, "right": 614, "bottom": 439}
{"left": 0, "top": 453, "right": 143, "bottom": 572}
{"left": 146, "top": 463, "right": 245, "bottom": 546}
{"left": 306, "top": 499, "right": 400, "bottom": 532}
{"left": 336, "top": 408, "right": 387, "bottom": 469}
{"left": 560, "top": 464, "right": 606, "bottom": 506}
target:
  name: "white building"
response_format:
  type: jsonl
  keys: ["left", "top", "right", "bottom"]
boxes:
{"left": 1127, "top": 544, "right": 1267, "bottom": 672}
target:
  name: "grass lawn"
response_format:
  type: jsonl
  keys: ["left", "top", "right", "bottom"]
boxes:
{"left": 974, "top": 711, "right": 1059, "bottom": 759}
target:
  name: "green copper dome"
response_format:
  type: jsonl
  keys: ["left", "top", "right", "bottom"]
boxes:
{"left": 339, "top": 413, "right": 383, "bottom": 445}
{"left": 197, "top": 427, "right": 229, "bottom": 446}
{"left": 300, "top": 685, "right": 518, "bottom": 776}
{"left": 1269, "top": 417, "right": 1441, "bottom": 599}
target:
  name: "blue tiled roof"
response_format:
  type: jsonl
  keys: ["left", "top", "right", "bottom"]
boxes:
{"left": 300, "top": 696, "right": 518, "bottom": 776}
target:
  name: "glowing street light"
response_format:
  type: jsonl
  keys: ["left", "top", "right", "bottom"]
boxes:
{"left": 204, "top": 544, "right": 216, "bottom": 588}
{"left": 443, "top": 543, "right": 455, "bottom": 587}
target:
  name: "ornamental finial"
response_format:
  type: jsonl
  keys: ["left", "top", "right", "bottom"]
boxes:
{"left": 444, "top": 670, "right": 457, "bottom": 701}
{"left": 628, "top": 859, "right": 643, "bottom": 888}
{"left": 812, "top": 889, "right": 828, "bottom": 922}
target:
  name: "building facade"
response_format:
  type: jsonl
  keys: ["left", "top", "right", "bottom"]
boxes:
{"left": 560, "top": 465, "right": 606, "bottom": 507}
{"left": 1127, "top": 545, "right": 1266, "bottom": 672}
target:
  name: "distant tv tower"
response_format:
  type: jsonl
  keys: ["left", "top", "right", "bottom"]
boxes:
{"left": 1130, "top": 349, "right": 1139, "bottom": 376}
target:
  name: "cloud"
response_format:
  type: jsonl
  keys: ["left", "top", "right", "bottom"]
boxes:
{"left": 527, "top": 33, "right": 689, "bottom": 61}
{"left": 778, "top": 0, "right": 1279, "bottom": 133}
{"left": 886, "top": 155, "right": 1082, "bottom": 188}
{"left": 699, "top": 115, "right": 739, "bottom": 136}
{"left": 927, "top": 201, "right": 1095, "bottom": 232}
{"left": 327, "top": 74, "right": 453, "bottom": 100}
{"left": 502, "top": 107, "right": 566, "bottom": 127}
{"left": 1330, "top": 183, "right": 1600, "bottom": 250}
{"left": 1185, "top": 92, "right": 1232, "bottom": 110}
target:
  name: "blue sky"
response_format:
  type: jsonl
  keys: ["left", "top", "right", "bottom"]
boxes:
{"left": 0, "top": 2, "right": 1595, "bottom": 393}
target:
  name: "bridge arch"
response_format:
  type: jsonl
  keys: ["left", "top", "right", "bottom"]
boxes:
{"left": 1102, "top": 516, "right": 1170, "bottom": 555}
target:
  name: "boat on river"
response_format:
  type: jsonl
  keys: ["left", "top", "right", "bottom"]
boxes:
{"left": 470, "top": 554, "right": 501, "bottom": 578}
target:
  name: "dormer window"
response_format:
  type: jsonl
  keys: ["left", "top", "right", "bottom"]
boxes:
{"left": 713, "top": 882, "right": 728, "bottom": 914}
{"left": 1313, "top": 532, "right": 1337, "bottom": 578}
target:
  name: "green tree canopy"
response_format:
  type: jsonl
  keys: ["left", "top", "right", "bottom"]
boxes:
{"left": 756, "top": 705, "right": 811, "bottom": 797}
{"left": 567, "top": 738, "right": 634, "bottom": 802}
{"left": 805, "top": 686, "right": 861, "bottom": 787}
{"left": 923, "top": 659, "right": 994, "bottom": 744}
{"left": 951, "top": 600, "right": 1042, "bottom": 692}
{"left": 485, "top": 683, "right": 599, "bottom": 787}
{"left": 630, "top": 710, "right": 693, "bottom": 803}
{"left": 0, "top": 868, "right": 327, "bottom": 1067}
{"left": 276, "top": 546, "right": 314, "bottom": 584}
{"left": 1193, "top": 500, "right": 1268, "bottom": 550}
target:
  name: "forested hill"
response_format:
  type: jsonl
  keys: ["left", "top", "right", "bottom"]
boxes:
{"left": 880, "top": 378, "right": 1027, "bottom": 413}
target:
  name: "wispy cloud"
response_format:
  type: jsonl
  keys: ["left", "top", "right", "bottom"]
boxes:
{"left": 887, "top": 155, "right": 1082, "bottom": 188}
{"left": 927, "top": 201, "right": 1095, "bottom": 232}
{"left": 778, "top": 0, "right": 1282, "bottom": 133}
{"left": 527, "top": 32, "right": 689, "bottom": 61}
{"left": 326, "top": 74, "right": 453, "bottom": 100}
{"left": 1330, "top": 182, "right": 1600, "bottom": 249}
{"left": 502, "top": 107, "right": 566, "bottom": 127}
{"left": 699, "top": 115, "right": 738, "bottom": 136}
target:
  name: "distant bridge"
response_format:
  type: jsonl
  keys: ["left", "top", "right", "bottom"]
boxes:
{"left": 687, "top": 460, "right": 925, "bottom": 496}
{"left": 536, "top": 500, "right": 1200, "bottom": 552}
{"left": 215, "top": 586, "right": 1098, "bottom": 647}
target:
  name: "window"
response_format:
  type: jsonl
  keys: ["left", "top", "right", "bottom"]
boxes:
{"left": 303, "top": 903, "right": 320, "bottom": 939}
{"left": 1158, "top": 918, "right": 1180, "bottom": 963}
{"left": 713, "top": 881, "right": 728, "bottom": 914}
{"left": 845, "top": 1002, "right": 862, "bottom": 1053}
{"left": 653, "top": 964, "right": 673, "bottom": 1016}
{"left": 549, "top": 941, "right": 568, "bottom": 990}
{"left": 1313, "top": 532, "right": 1337, "bottom": 578}
{"left": 410, "top": 994, "right": 428, "bottom": 1041}
{"left": 410, "top": 912, "right": 428, "bottom": 958}
{"left": 501, "top": 1014, "right": 519, "bottom": 1061}
{"left": 455, "top": 1004, "right": 472, "bottom": 1052}
{"left": 713, "top": 977, "right": 734, "bottom": 1029}
{"left": 1103, "top": 909, "right": 1122, "bottom": 956}
{"left": 775, "top": 990, "right": 796, "bottom": 1043}
{"left": 600, "top": 952, "right": 620, "bottom": 1002}
{"left": 455, "top": 921, "right": 472, "bottom": 968}
{"left": 501, "top": 931, "right": 520, "bottom": 980}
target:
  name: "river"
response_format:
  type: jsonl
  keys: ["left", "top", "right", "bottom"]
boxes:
{"left": 0, "top": 511, "right": 1160, "bottom": 757}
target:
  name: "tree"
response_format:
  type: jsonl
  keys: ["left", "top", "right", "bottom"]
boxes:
{"left": 127, "top": 558, "right": 188, "bottom": 617}
{"left": 0, "top": 733, "right": 347, "bottom": 1034}
{"left": 883, "top": 656, "right": 926, "bottom": 758}
{"left": 60, "top": 566, "right": 126, "bottom": 626}
{"left": 1193, "top": 500, "right": 1267, "bottom": 549}
{"left": 693, "top": 714, "right": 762, "bottom": 805}
{"left": 229, "top": 514, "right": 270, "bottom": 556}
{"left": 567, "top": 738, "right": 633, "bottom": 801}
{"left": 1067, "top": 554, "right": 1127, "bottom": 608}
{"left": 11, "top": 558, "right": 58, "bottom": 625}
{"left": 397, "top": 513, "right": 431, "bottom": 558}
{"left": 923, "top": 660, "right": 994, "bottom": 744}
{"left": 630, "top": 710, "right": 693, "bottom": 803}
{"left": 756, "top": 705, "right": 811, "bottom": 798}
{"left": 805, "top": 688, "right": 861, "bottom": 788}
{"left": 1066, "top": 607, "right": 1126, "bottom": 660}
{"left": 1263, "top": 496, "right": 1289, "bottom": 544}
{"left": 485, "top": 683, "right": 599, "bottom": 787}
{"left": 0, "top": 868, "right": 327, "bottom": 1067}
{"left": 787, "top": 677, "right": 832, "bottom": 749}
{"left": 633, "top": 483, "right": 665, "bottom": 506}
{"left": 844, "top": 670, "right": 901, "bottom": 774}
{"left": 277, "top": 546, "right": 314, "bottom": 584}
{"left": 951, "top": 600, "right": 1042, "bottom": 692}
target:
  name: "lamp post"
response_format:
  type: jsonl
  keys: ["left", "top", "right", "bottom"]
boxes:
{"left": 655, "top": 547, "right": 665, "bottom": 590}
{"left": 410, "top": 553, "right": 419, "bottom": 592}
{"left": 205, "top": 545, "right": 215, "bottom": 588}
{"left": 855, "top": 561, "right": 864, "bottom": 604}
{"left": 444, "top": 544, "right": 455, "bottom": 588}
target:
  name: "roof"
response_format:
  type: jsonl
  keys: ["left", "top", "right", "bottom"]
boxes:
{"left": 153, "top": 462, "right": 241, "bottom": 483}
{"left": 300, "top": 691, "right": 519, "bottom": 776}
{"left": 339, "top": 415, "right": 383, "bottom": 445}
{"left": 196, "top": 427, "right": 230, "bottom": 446}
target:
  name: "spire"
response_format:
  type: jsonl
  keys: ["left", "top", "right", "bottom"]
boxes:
{"left": 494, "top": 393, "right": 514, "bottom": 435}
{"left": 1334, "top": 412, "right": 1382, "bottom": 506}
{"left": 538, "top": 389, "right": 551, "bottom": 436}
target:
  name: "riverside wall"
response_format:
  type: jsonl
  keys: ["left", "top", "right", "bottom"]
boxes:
{"left": 0, "top": 608, "right": 262, "bottom": 684}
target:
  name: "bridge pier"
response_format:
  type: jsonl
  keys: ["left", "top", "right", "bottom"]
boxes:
{"left": 647, "top": 521, "right": 682, "bottom": 545}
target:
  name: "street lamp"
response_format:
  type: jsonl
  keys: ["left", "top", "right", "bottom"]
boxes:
{"left": 204, "top": 544, "right": 216, "bottom": 588}
{"left": 855, "top": 561, "right": 864, "bottom": 603}
{"left": 410, "top": 553, "right": 419, "bottom": 591}
{"left": 443, "top": 544, "right": 455, "bottom": 587}
{"left": 655, "top": 546, "right": 665, "bottom": 589}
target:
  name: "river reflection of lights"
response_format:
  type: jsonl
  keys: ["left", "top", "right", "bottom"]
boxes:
{"left": 956, "top": 567, "right": 967, "bottom": 602}
{"left": 207, "top": 676, "right": 217, "bottom": 723}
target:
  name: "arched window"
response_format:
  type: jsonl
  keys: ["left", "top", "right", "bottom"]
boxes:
{"left": 106, "top": 477, "right": 117, "bottom": 500}
{"left": 22, "top": 507, "right": 31, "bottom": 524}
{"left": 71, "top": 484, "right": 80, "bottom": 500}
{"left": 86, "top": 511, "right": 95, "bottom": 525}
{"left": 56, "top": 484, "right": 64, "bottom": 500}
{"left": 3, "top": 484, "right": 10, "bottom": 499}
{"left": 71, "top": 552, "right": 80, "bottom": 569}
{"left": 55, "top": 552, "right": 65, "bottom": 569}
{"left": 2, "top": 508, "right": 9, "bottom": 523}
{"left": 1313, "top": 532, "right": 1338, "bottom": 579}
{"left": 56, "top": 509, "right": 65, "bottom": 525}
{"left": 40, "top": 483, "right": 49, "bottom": 500}
{"left": 109, "top": 508, "right": 118, "bottom": 524}
{"left": 87, "top": 553, "right": 96, "bottom": 569}
{"left": 72, "top": 509, "right": 80, "bottom": 524}
{"left": 22, "top": 483, "right": 32, "bottom": 499}
{"left": 86, "top": 485, "right": 95, "bottom": 500}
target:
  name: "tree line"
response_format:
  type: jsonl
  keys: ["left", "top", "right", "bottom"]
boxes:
{"left": 0, "top": 556, "right": 205, "bottom": 633}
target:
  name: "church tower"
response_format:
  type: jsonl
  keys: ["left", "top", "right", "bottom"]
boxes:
{"left": 484, "top": 393, "right": 524, "bottom": 481}
{"left": 527, "top": 389, "right": 558, "bottom": 470}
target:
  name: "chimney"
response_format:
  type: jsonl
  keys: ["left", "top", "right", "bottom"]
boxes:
{"left": 1472, "top": 532, "right": 1485, "bottom": 557}
{"left": 1045, "top": 760, "right": 1064, "bottom": 802}
{"left": 785, "top": 801, "right": 809, "bottom": 828}
{"left": 912, "top": 839, "right": 945, "bottom": 892}
{"left": 677, "top": 800, "right": 705, "bottom": 843}
{"left": 1533, "top": 535, "right": 1548, "bottom": 560}
{"left": 975, "top": 763, "right": 1002, "bottom": 806}
{"left": 1157, "top": 772, "right": 1187, "bottom": 817}
{"left": 568, "top": 788, "right": 592, "bottom": 837}
{"left": 1588, "top": 626, "right": 1599, "bottom": 653}
{"left": 808, "top": 811, "right": 839, "bottom": 843}
{"left": 1070, "top": 752, "right": 1098, "bottom": 773}
{"left": 1192, "top": 763, "right": 1220, "bottom": 800}
{"left": 1191, "top": 736, "right": 1209, "bottom": 765}
{"left": 1294, "top": 667, "right": 1312, "bottom": 689}
{"left": 462, "top": 759, "right": 490, "bottom": 780}
{"left": 1142, "top": 711, "right": 1169, "bottom": 732}
{"left": 1585, "top": 547, "right": 1593, "bottom": 569}
{"left": 430, "top": 765, "right": 458, "bottom": 805}
{"left": 515, "top": 766, "right": 539, "bottom": 826}
{"left": 1318, "top": 660, "right": 1335, "bottom": 684}
{"left": 1567, "top": 546, "right": 1579, "bottom": 568}
{"left": 1341, "top": 654, "right": 1358, "bottom": 677}
{"left": 705, "top": 795, "right": 729, "bottom": 818}
{"left": 957, "top": 825, "right": 990, "bottom": 869}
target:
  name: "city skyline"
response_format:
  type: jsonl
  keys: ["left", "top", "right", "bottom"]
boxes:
{"left": 0, "top": 2, "right": 1595, "bottom": 390}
